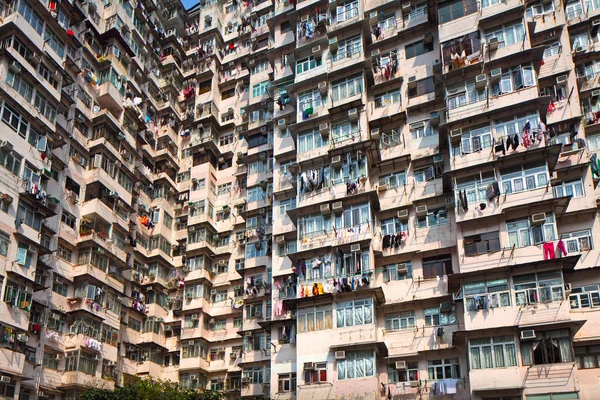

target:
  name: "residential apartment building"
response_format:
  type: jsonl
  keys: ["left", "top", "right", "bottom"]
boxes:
{"left": 1, "top": 0, "right": 600, "bottom": 398}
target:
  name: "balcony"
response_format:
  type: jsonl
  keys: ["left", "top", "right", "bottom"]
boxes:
{"left": 295, "top": 15, "right": 328, "bottom": 50}
{"left": 446, "top": 86, "right": 543, "bottom": 125}
{"left": 72, "top": 264, "right": 124, "bottom": 292}
{"left": 297, "top": 225, "right": 372, "bottom": 253}
{"left": 96, "top": 81, "right": 124, "bottom": 111}
{"left": 244, "top": 255, "right": 271, "bottom": 271}
{"left": 180, "top": 356, "right": 210, "bottom": 372}
{"left": 438, "top": 0, "right": 480, "bottom": 43}
{"left": 67, "top": 297, "right": 105, "bottom": 320}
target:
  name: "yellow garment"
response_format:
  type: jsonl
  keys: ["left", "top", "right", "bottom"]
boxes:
{"left": 317, "top": 283, "right": 324, "bottom": 295}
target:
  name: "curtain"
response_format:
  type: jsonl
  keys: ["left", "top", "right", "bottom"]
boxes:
{"left": 470, "top": 347, "right": 481, "bottom": 369}
{"left": 325, "top": 310, "right": 332, "bottom": 329}
{"left": 521, "top": 342, "right": 534, "bottom": 365}
{"left": 493, "top": 345, "right": 505, "bottom": 367}
{"left": 364, "top": 304, "right": 373, "bottom": 324}
{"left": 482, "top": 345, "right": 493, "bottom": 368}
{"left": 337, "top": 361, "right": 345, "bottom": 380}
{"left": 506, "top": 343, "right": 517, "bottom": 366}
{"left": 355, "top": 359, "right": 365, "bottom": 377}
{"left": 346, "top": 359, "right": 355, "bottom": 378}
{"left": 558, "top": 338, "right": 573, "bottom": 362}
{"left": 365, "top": 357, "right": 374, "bottom": 376}
{"left": 345, "top": 308, "right": 353, "bottom": 327}
{"left": 354, "top": 307, "right": 364, "bottom": 326}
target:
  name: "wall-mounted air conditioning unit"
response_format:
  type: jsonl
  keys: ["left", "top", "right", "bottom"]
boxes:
{"left": 395, "top": 360, "right": 407, "bottom": 369}
{"left": 415, "top": 205, "right": 427, "bottom": 215}
{"left": 348, "top": 108, "right": 358, "bottom": 121}
{"left": 397, "top": 209, "right": 409, "bottom": 219}
{"left": 335, "top": 351, "right": 346, "bottom": 360}
{"left": 320, "top": 204, "right": 330, "bottom": 214}
{"left": 350, "top": 244, "right": 360, "bottom": 252}
{"left": 332, "top": 201, "right": 343, "bottom": 213}
{"left": 331, "top": 155, "right": 342, "bottom": 167}
{"left": 520, "top": 330, "right": 536, "bottom": 340}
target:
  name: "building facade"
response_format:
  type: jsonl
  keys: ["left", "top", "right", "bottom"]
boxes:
{"left": 0, "top": 0, "right": 600, "bottom": 399}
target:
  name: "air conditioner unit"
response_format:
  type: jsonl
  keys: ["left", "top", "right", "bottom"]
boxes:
{"left": 331, "top": 155, "right": 342, "bottom": 167}
{"left": 415, "top": 205, "right": 427, "bottom": 215}
{"left": 332, "top": 201, "right": 343, "bottom": 213}
{"left": 350, "top": 244, "right": 360, "bottom": 252}
{"left": 312, "top": 45, "right": 322, "bottom": 56}
{"left": 277, "top": 118, "right": 287, "bottom": 129}
{"left": 318, "top": 81, "right": 328, "bottom": 94}
{"left": 348, "top": 108, "right": 358, "bottom": 121}
{"left": 369, "top": 11, "right": 378, "bottom": 23}
{"left": 591, "top": 89, "right": 600, "bottom": 98}
{"left": 433, "top": 58, "right": 442, "bottom": 72}
{"left": 230, "top": 352, "right": 237, "bottom": 359}
{"left": 395, "top": 360, "right": 407, "bottom": 369}
{"left": 0, "top": 376, "right": 10, "bottom": 384}
{"left": 276, "top": 236, "right": 286, "bottom": 245}
{"left": 475, "top": 74, "right": 487, "bottom": 88}
{"left": 424, "top": 32, "right": 433, "bottom": 43}
{"left": 30, "top": 54, "right": 41, "bottom": 66}
{"left": 189, "top": 226, "right": 196, "bottom": 231}
{"left": 9, "top": 61, "right": 22, "bottom": 73}
{"left": 259, "top": 207, "right": 266, "bottom": 215}
{"left": 304, "top": 362, "right": 315, "bottom": 370}
{"left": 319, "top": 123, "right": 329, "bottom": 136}
{"left": 320, "top": 204, "right": 330, "bottom": 214}
{"left": 574, "top": 45, "right": 584, "bottom": 52}
{"left": 300, "top": 15, "right": 309, "bottom": 22}
{"left": 370, "top": 128, "right": 380, "bottom": 140}
{"left": 397, "top": 263, "right": 408, "bottom": 273}
{"left": 450, "top": 128, "right": 462, "bottom": 138}
{"left": 445, "top": 196, "right": 454, "bottom": 207}
{"left": 189, "top": 375, "right": 198, "bottom": 381}
{"left": 488, "top": 36, "right": 499, "bottom": 51}
{"left": 429, "top": 111, "right": 439, "bottom": 126}
{"left": 335, "top": 351, "right": 346, "bottom": 360}
{"left": 0, "top": 193, "right": 12, "bottom": 204}
{"left": 0, "top": 141, "right": 13, "bottom": 151}
{"left": 520, "top": 330, "right": 536, "bottom": 340}
{"left": 402, "top": 2, "right": 411, "bottom": 10}
{"left": 371, "top": 49, "right": 380, "bottom": 58}
{"left": 433, "top": 154, "right": 443, "bottom": 164}
{"left": 593, "top": 18, "right": 600, "bottom": 26}
{"left": 329, "top": 37, "right": 338, "bottom": 51}
{"left": 556, "top": 75, "right": 568, "bottom": 84}
{"left": 27, "top": 245, "right": 37, "bottom": 253}
{"left": 397, "top": 209, "right": 409, "bottom": 219}
{"left": 94, "top": 355, "right": 102, "bottom": 360}
{"left": 490, "top": 68, "right": 502, "bottom": 82}
{"left": 531, "top": 213, "right": 546, "bottom": 225}
{"left": 191, "top": 314, "right": 199, "bottom": 319}
{"left": 439, "top": 302, "right": 452, "bottom": 312}
{"left": 377, "top": 181, "right": 388, "bottom": 192}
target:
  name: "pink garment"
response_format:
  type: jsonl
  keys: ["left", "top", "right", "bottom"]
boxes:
{"left": 556, "top": 240, "right": 568, "bottom": 257}
{"left": 543, "top": 242, "right": 555, "bottom": 260}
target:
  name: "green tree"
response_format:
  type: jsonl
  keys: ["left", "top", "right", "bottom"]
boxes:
{"left": 81, "top": 378, "right": 225, "bottom": 400}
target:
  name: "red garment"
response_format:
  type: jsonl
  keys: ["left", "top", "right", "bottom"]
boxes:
{"left": 229, "top": 43, "right": 235, "bottom": 50}
{"left": 522, "top": 132, "right": 531, "bottom": 148}
{"left": 543, "top": 242, "right": 555, "bottom": 260}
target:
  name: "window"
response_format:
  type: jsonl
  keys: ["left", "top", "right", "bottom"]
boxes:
{"left": 279, "top": 198, "right": 297, "bottom": 215}
{"left": 44, "top": 29, "right": 65, "bottom": 58}
{"left": 416, "top": 207, "right": 448, "bottom": 228}
{"left": 388, "top": 362, "right": 419, "bottom": 383}
{"left": 491, "top": 65, "right": 535, "bottom": 96}
{"left": 2, "top": 103, "right": 29, "bottom": 137}
{"left": 405, "top": 39, "right": 434, "bottom": 58}
{"left": 43, "top": 352, "right": 60, "bottom": 370}
{"left": 501, "top": 162, "right": 549, "bottom": 195}
{"left": 337, "top": 298, "right": 373, "bottom": 327}
{"left": 543, "top": 42, "right": 561, "bottom": 59}
{"left": 18, "top": 1, "right": 44, "bottom": 34}
{"left": 375, "top": 90, "right": 401, "bottom": 108}
{"left": 278, "top": 373, "right": 296, "bottom": 393}
{"left": 553, "top": 179, "right": 584, "bottom": 199}
{"left": 252, "top": 81, "right": 269, "bottom": 97}
{"left": 458, "top": 125, "right": 492, "bottom": 154}
{"left": 243, "top": 366, "right": 265, "bottom": 383}
{"left": 507, "top": 213, "right": 556, "bottom": 248}
{"left": 334, "top": 0, "right": 359, "bottom": 22}
{"left": 464, "top": 232, "right": 500, "bottom": 256}
{"left": 446, "top": 78, "right": 487, "bottom": 110}
{"left": 566, "top": 0, "right": 585, "bottom": 19}
{"left": 331, "top": 120, "right": 359, "bottom": 142}
{"left": 0, "top": 231, "right": 9, "bottom": 256}
{"left": 3, "top": 281, "right": 33, "bottom": 310}
{"left": 424, "top": 306, "right": 456, "bottom": 326}
{"left": 17, "top": 202, "right": 43, "bottom": 231}
{"left": 6, "top": 71, "right": 33, "bottom": 102}
{"left": 408, "top": 77, "right": 435, "bottom": 98}
{"left": 569, "top": 285, "right": 600, "bottom": 309}
{"left": 427, "top": 358, "right": 460, "bottom": 380}
{"left": 304, "top": 362, "right": 327, "bottom": 384}
{"left": 296, "top": 56, "right": 322, "bottom": 74}
{"left": 385, "top": 311, "right": 415, "bottom": 331}
{"left": 469, "top": 336, "right": 517, "bottom": 369}
{"left": 422, "top": 255, "right": 452, "bottom": 278}
{"left": 56, "top": 244, "right": 72, "bottom": 263}
{"left": 438, "top": 0, "right": 478, "bottom": 23}
{"left": 298, "top": 128, "right": 328, "bottom": 152}
{"left": 514, "top": 270, "right": 564, "bottom": 306}
{"left": 34, "top": 93, "right": 57, "bottom": 123}
{"left": 562, "top": 230, "right": 592, "bottom": 253}
{"left": 575, "top": 345, "right": 600, "bottom": 369}
{"left": 297, "top": 305, "right": 332, "bottom": 332}
{"left": 481, "top": 0, "right": 502, "bottom": 7}
{"left": 521, "top": 329, "right": 573, "bottom": 365}
{"left": 298, "top": 88, "right": 323, "bottom": 116}
{"left": 337, "top": 351, "right": 375, "bottom": 380}
{"left": 61, "top": 211, "right": 77, "bottom": 229}
{"left": 330, "top": 35, "right": 362, "bottom": 62}
{"left": 464, "top": 279, "right": 510, "bottom": 311}
{"left": 383, "top": 262, "right": 413, "bottom": 281}
{"left": 485, "top": 23, "right": 525, "bottom": 49}
{"left": 331, "top": 74, "right": 363, "bottom": 102}
{"left": 379, "top": 171, "right": 406, "bottom": 189}
{"left": 526, "top": 0, "right": 555, "bottom": 18}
